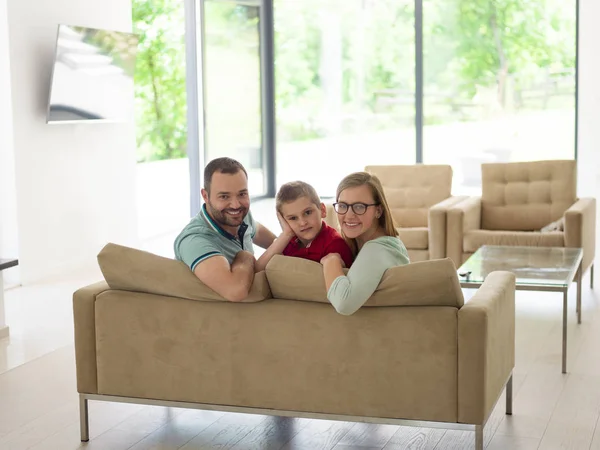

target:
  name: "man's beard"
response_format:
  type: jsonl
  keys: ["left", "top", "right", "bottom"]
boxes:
{"left": 206, "top": 201, "right": 248, "bottom": 229}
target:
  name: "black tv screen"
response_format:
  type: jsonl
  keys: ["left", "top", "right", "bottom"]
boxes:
{"left": 47, "top": 24, "right": 138, "bottom": 124}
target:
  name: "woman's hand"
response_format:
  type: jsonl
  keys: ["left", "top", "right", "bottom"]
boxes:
{"left": 321, "top": 253, "right": 345, "bottom": 292}
{"left": 321, "top": 253, "right": 343, "bottom": 266}
{"left": 277, "top": 212, "right": 296, "bottom": 239}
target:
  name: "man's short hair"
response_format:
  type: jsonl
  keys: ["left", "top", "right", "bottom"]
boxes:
{"left": 204, "top": 157, "right": 248, "bottom": 193}
{"left": 276, "top": 181, "right": 321, "bottom": 212}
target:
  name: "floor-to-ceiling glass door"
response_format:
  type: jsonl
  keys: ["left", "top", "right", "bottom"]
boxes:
{"left": 198, "top": 0, "right": 271, "bottom": 200}
{"left": 273, "top": 0, "right": 416, "bottom": 197}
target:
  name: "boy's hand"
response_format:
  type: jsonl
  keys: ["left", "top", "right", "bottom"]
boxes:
{"left": 277, "top": 212, "right": 295, "bottom": 239}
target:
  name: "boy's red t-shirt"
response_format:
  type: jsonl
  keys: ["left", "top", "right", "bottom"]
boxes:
{"left": 282, "top": 222, "right": 354, "bottom": 268}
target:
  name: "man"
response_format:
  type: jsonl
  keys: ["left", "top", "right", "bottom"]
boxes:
{"left": 174, "top": 157, "right": 276, "bottom": 301}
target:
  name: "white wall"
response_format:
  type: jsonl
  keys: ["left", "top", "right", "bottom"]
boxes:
{"left": 7, "top": 0, "right": 138, "bottom": 284}
{"left": 0, "top": 0, "right": 19, "bottom": 285}
{"left": 577, "top": 0, "right": 600, "bottom": 198}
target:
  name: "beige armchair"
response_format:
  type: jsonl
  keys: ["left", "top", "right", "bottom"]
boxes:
{"left": 447, "top": 160, "right": 596, "bottom": 283}
{"left": 326, "top": 165, "right": 467, "bottom": 261}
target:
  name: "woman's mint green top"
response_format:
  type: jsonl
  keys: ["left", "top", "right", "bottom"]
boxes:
{"left": 327, "top": 236, "right": 410, "bottom": 315}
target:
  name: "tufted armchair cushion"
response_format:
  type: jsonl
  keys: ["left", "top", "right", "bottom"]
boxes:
{"left": 365, "top": 165, "right": 453, "bottom": 228}
{"left": 353, "top": 165, "right": 465, "bottom": 261}
{"left": 481, "top": 160, "right": 577, "bottom": 231}
{"left": 447, "top": 160, "right": 595, "bottom": 273}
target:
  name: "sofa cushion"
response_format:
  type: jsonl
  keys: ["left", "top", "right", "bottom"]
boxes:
{"left": 463, "top": 230, "right": 565, "bottom": 253}
{"left": 265, "top": 255, "right": 464, "bottom": 308}
{"left": 481, "top": 160, "right": 576, "bottom": 231}
{"left": 365, "top": 165, "right": 452, "bottom": 228}
{"left": 398, "top": 227, "right": 428, "bottom": 250}
{"left": 97, "top": 243, "right": 271, "bottom": 302}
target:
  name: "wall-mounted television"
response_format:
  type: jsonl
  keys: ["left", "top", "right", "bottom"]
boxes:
{"left": 46, "top": 24, "right": 139, "bottom": 124}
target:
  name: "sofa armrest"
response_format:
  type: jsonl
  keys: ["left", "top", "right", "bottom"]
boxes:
{"left": 73, "top": 281, "right": 109, "bottom": 394}
{"left": 564, "top": 197, "right": 596, "bottom": 272}
{"left": 428, "top": 195, "right": 469, "bottom": 260}
{"left": 446, "top": 197, "right": 482, "bottom": 267}
{"left": 458, "top": 271, "right": 515, "bottom": 425}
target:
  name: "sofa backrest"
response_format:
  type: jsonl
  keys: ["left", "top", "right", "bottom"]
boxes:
{"left": 365, "top": 165, "right": 453, "bottom": 228}
{"left": 97, "top": 243, "right": 272, "bottom": 302}
{"left": 97, "top": 243, "right": 464, "bottom": 309}
{"left": 481, "top": 160, "right": 577, "bottom": 231}
{"left": 266, "top": 255, "right": 464, "bottom": 308}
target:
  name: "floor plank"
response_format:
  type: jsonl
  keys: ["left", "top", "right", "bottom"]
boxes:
{"left": 430, "top": 430, "right": 473, "bottom": 450}
{"left": 334, "top": 422, "right": 398, "bottom": 448}
{"left": 383, "top": 426, "right": 446, "bottom": 449}
{"left": 128, "top": 409, "right": 225, "bottom": 450}
{"left": 537, "top": 374, "right": 600, "bottom": 450}
{"left": 486, "top": 435, "right": 540, "bottom": 450}
{"left": 230, "top": 416, "right": 311, "bottom": 450}
{"left": 280, "top": 419, "right": 354, "bottom": 450}
{"left": 177, "top": 421, "right": 253, "bottom": 450}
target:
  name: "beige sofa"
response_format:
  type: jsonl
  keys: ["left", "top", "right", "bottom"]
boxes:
{"left": 447, "top": 160, "right": 596, "bottom": 281}
{"left": 365, "top": 165, "right": 467, "bottom": 261}
{"left": 73, "top": 243, "right": 516, "bottom": 450}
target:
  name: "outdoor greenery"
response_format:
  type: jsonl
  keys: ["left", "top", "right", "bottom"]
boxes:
{"left": 132, "top": 0, "right": 187, "bottom": 162}
{"left": 131, "top": 0, "right": 575, "bottom": 162}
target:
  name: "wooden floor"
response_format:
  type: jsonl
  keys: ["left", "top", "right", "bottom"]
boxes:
{"left": 1, "top": 276, "right": 600, "bottom": 449}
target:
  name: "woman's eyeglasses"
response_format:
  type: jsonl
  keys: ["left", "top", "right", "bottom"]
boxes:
{"left": 333, "top": 202, "right": 379, "bottom": 215}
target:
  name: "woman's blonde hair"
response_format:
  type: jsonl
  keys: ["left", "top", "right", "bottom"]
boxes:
{"left": 336, "top": 172, "right": 398, "bottom": 252}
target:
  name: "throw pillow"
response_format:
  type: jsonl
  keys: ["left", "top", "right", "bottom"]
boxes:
{"left": 265, "top": 255, "right": 464, "bottom": 308}
{"left": 97, "top": 243, "right": 271, "bottom": 302}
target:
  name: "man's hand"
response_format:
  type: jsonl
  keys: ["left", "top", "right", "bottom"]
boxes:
{"left": 233, "top": 250, "right": 256, "bottom": 268}
{"left": 193, "top": 251, "right": 256, "bottom": 302}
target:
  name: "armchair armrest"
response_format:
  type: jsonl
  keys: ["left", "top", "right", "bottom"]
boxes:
{"left": 458, "top": 271, "right": 516, "bottom": 424}
{"left": 73, "top": 281, "right": 109, "bottom": 394}
{"left": 564, "top": 198, "right": 596, "bottom": 272}
{"left": 428, "top": 195, "right": 469, "bottom": 260}
{"left": 447, "top": 196, "right": 482, "bottom": 267}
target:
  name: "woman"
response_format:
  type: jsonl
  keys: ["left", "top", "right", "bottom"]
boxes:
{"left": 321, "top": 172, "right": 410, "bottom": 315}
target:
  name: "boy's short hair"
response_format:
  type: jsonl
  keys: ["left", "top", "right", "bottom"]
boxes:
{"left": 276, "top": 181, "right": 321, "bottom": 212}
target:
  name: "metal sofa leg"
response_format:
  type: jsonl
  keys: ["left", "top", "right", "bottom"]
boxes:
{"left": 80, "top": 395, "right": 89, "bottom": 442}
{"left": 475, "top": 424, "right": 484, "bottom": 450}
{"left": 506, "top": 373, "right": 513, "bottom": 415}
{"left": 591, "top": 263, "right": 594, "bottom": 289}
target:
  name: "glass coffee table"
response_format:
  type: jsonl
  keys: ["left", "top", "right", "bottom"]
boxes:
{"left": 458, "top": 245, "right": 583, "bottom": 374}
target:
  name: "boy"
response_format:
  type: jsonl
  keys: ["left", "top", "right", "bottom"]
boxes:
{"left": 255, "top": 181, "right": 354, "bottom": 271}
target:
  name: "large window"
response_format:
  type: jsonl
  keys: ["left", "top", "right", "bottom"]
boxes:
{"left": 133, "top": 0, "right": 190, "bottom": 238}
{"left": 274, "top": 0, "right": 415, "bottom": 197}
{"left": 203, "top": 1, "right": 266, "bottom": 195}
{"left": 133, "top": 0, "right": 187, "bottom": 163}
{"left": 182, "top": 0, "right": 578, "bottom": 213}
{"left": 422, "top": 0, "right": 576, "bottom": 194}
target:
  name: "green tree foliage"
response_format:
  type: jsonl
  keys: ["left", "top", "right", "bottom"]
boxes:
{"left": 132, "top": 0, "right": 574, "bottom": 161}
{"left": 274, "top": 0, "right": 415, "bottom": 139}
{"left": 427, "top": 0, "right": 575, "bottom": 105}
{"left": 132, "top": 0, "right": 187, "bottom": 162}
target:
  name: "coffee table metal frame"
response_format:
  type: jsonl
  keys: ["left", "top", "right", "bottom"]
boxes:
{"left": 458, "top": 245, "right": 583, "bottom": 374}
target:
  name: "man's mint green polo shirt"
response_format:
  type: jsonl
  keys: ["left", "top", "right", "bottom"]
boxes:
{"left": 174, "top": 204, "right": 257, "bottom": 271}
